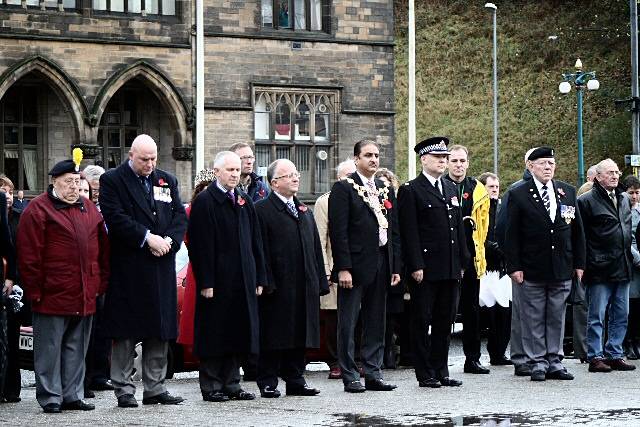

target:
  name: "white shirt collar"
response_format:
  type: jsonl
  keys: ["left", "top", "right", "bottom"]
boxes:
{"left": 356, "top": 171, "right": 375, "bottom": 187}
{"left": 216, "top": 181, "right": 231, "bottom": 194}
{"left": 532, "top": 176, "right": 553, "bottom": 193}
{"left": 422, "top": 171, "right": 441, "bottom": 187}
{"left": 273, "top": 191, "right": 294, "bottom": 204}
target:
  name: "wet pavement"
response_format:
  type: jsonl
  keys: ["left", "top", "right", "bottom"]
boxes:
{"left": 4, "top": 338, "right": 640, "bottom": 426}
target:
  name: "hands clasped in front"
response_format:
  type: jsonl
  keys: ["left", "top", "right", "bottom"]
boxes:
{"left": 147, "top": 233, "right": 171, "bottom": 257}
{"left": 200, "top": 286, "right": 264, "bottom": 299}
{"left": 338, "top": 270, "right": 400, "bottom": 289}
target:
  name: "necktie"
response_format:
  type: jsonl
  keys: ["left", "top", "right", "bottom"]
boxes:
{"left": 541, "top": 184, "right": 550, "bottom": 213}
{"left": 286, "top": 200, "right": 299, "bottom": 218}
{"left": 610, "top": 191, "right": 617, "bottom": 209}
{"left": 227, "top": 190, "right": 235, "bottom": 205}
{"left": 435, "top": 179, "right": 442, "bottom": 195}
{"left": 139, "top": 176, "right": 150, "bottom": 194}
{"left": 366, "top": 181, "right": 388, "bottom": 246}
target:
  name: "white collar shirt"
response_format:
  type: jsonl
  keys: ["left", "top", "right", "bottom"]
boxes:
{"left": 533, "top": 176, "right": 557, "bottom": 221}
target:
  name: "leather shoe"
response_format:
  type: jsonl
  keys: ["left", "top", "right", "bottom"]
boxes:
{"left": 90, "top": 380, "right": 115, "bottom": 391}
{"left": 227, "top": 389, "right": 255, "bottom": 400}
{"left": 418, "top": 378, "right": 441, "bottom": 388}
{"left": 260, "top": 386, "right": 281, "bottom": 398}
{"left": 61, "top": 400, "right": 95, "bottom": 411}
{"left": 286, "top": 384, "right": 320, "bottom": 396}
{"left": 589, "top": 358, "right": 612, "bottom": 373}
{"left": 439, "top": 377, "right": 462, "bottom": 387}
{"left": 464, "top": 360, "right": 490, "bottom": 374}
{"left": 546, "top": 369, "right": 574, "bottom": 380}
{"left": 84, "top": 388, "right": 95, "bottom": 399}
{"left": 364, "top": 378, "right": 397, "bottom": 391}
{"left": 42, "top": 403, "right": 61, "bottom": 413}
{"left": 117, "top": 394, "right": 139, "bottom": 408}
{"left": 203, "top": 391, "right": 229, "bottom": 402}
{"left": 514, "top": 365, "right": 532, "bottom": 377}
{"left": 142, "top": 391, "right": 184, "bottom": 405}
{"left": 328, "top": 366, "right": 342, "bottom": 380}
{"left": 605, "top": 358, "right": 637, "bottom": 371}
{"left": 343, "top": 380, "right": 366, "bottom": 393}
{"left": 490, "top": 356, "right": 513, "bottom": 366}
{"left": 530, "top": 370, "right": 546, "bottom": 381}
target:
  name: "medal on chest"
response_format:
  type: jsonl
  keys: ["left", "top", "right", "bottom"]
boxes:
{"left": 346, "top": 178, "right": 391, "bottom": 229}
{"left": 560, "top": 204, "right": 575, "bottom": 224}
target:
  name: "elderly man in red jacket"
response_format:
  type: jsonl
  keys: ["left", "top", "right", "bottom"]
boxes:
{"left": 17, "top": 159, "right": 109, "bottom": 414}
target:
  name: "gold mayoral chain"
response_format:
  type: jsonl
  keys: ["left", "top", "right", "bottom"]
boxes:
{"left": 345, "top": 177, "right": 390, "bottom": 229}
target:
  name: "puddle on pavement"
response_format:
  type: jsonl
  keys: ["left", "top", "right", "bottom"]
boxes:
{"left": 330, "top": 408, "right": 640, "bottom": 426}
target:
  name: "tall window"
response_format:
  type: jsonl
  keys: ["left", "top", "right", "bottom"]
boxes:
{"left": 254, "top": 89, "right": 337, "bottom": 196}
{"left": 97, "top": 90, "right": 141, "bottom": 169}
{"left": 92, "top": 0, "right": 175, "bottom": 15}
{"left": 0, "top": 85, "right": 43, "bottom": 193}
{"left": 261, "top": 0, "right": 329, "bottom": 32}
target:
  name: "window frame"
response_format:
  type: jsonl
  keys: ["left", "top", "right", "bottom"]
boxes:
{"left": 97, "top": 88, "right": 142, "bottom": 170}
{"left": 262, "top": 0, "right": 331, "bottom": 33}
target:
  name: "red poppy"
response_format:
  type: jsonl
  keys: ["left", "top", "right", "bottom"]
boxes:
{"left": 558, "top": 188, "right": 566, "bottom": 197}
{"left": 462, "top": 192, "right": 470, "bottom": 199}
{"left": 298, "top": 205, "right": 308, "bottom": 212}
{"left": 237, "top": 196, "right": 246, "bottom": 206}
{"left": 158, "top": 178, "right": 167, "bottom": 186}
{"left": 383, "top": 199, "right": 393, "bottom": 209}
{"left": 259, "top": 188, "right": 266, "bottom": 197}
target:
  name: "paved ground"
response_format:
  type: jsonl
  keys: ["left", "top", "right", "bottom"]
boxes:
{"left": 3, "top": 338, "right": 640, "bottom": 426}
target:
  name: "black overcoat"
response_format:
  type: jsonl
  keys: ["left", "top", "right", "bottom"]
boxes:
{"left": 255, "top": 193, "right": 329, "bottom": 350}
{"left": 187, "top": 184, "right": 266, "bottom": 358}
{"left": 100, "top": 162, "right": 187, "bottom": 340}
{"left": 397, "top": 173, "right": 468, "bottom": 282}
{"left": 328, "top": 172, "right": 401, "bottom": 286}
{"left": 504, "top": 178, "right": 586, "bottom": 282}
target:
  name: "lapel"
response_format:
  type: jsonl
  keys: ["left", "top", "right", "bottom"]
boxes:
{"left": 593, "top": 180, "right": 619, "bottom": 217}
{"left": 417, "top": 173, "right": 447, "bottom": 204}
{"left": 268, "top": 191, "right": 299, "bottom": 221}
{"left": 150, "top": 171, "right": 166, "bottom": 225}
{"left": 349, "top": 173, "right": 374, "bottom": 218}
{"left": 121, "top": 162, "right": 156, "bottom": 223}
{"left": 525, "top": 179, "right": 553, "bottom": 225}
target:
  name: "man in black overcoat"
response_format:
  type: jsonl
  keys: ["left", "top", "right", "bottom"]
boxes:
{"left": 254, "top": 159, "right": 329, "bottom": 398}
{"left": 100, "top": 134, "right": 187, "bottom": 407}
{"left": 329, "top": 139, "right": 401, "bottom": 393}
{"left": 188, "top": 151, "right": 266, "bottom": 403}
{"left": 398, "top": 137, "right": 469, "bottom": 388}
{"left": 504, "top": 146, "right": 586, "bottom": 382}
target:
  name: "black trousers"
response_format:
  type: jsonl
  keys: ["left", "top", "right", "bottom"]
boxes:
{"left": 485, "top": 304, "right": 511, "bottom": 360}
{"left": 199, "top": 355, "right": 241, "bottom": 395}
{"left": 256, "top": 348, "right": 306, "bottom": 390}
{"left": 84, "top": 295, "right": 111, "bottom": 388}
{"left": 410, "top": 279, "right": 460, "bottom": 381}
{"left": 337, "top": 247, "right": 388, "bottom": 383}
{"left": 0, "top": 307, "right": 20, "bottom": 400}
{"left": 321, "top": 310, "right": 339, "bottom": 368}
{"left": 461, "top": 267, "right": 481, "bottom": 361}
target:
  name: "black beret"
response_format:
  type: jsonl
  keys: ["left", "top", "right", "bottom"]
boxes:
{"left": 414, "top": 137, "right": 450, "bottom": 156}
{"left": 48, "top": 159, "right": 80, "bottom": 177}
{"left": 528, "top": 146, "right": 554, "bottom": 162}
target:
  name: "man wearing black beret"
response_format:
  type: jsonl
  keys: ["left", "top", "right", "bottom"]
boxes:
{"left": 504, "top": 147, "right": 586, "bottom": 381}
{"left": 398, "top": 137, "right": 469, "bottom": 388}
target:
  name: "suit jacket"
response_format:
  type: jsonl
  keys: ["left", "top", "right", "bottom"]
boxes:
{"left": 398, "top": 173, "right": 468, "bottom": 282}
{"left": 313, "top": 192, "right": 337, "bottom": 310}
{"left": 328, "top": 172, "right": 401, "bottom": 287}
{"left": 100, "top": 162, "right": 187, "bottom": 340}
{"left": 504, "top": 178, "right": 586, "bottom": 282}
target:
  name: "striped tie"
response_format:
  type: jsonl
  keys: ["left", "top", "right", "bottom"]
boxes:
{"left": 286, "top": 200, "right": 299, "bottom": 218}
{"left": 541, "top": 184, "right": 550, "bottom": 213}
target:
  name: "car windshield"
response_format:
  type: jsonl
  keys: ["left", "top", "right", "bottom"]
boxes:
{"left": 175, "top": 242, "right": 189, "bottom": 271}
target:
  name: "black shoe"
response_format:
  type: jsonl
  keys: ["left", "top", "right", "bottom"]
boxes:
{"left": 546, "top": 369, "right": 574, "bottom": 380}
{"left": 84, "top": 388, "right": 96, "bottom": 399}
{"left": 203, "top": 391, "right": 229, "bottom": 402}
{"left": 439, "top": 377, "right": 462, "bottom": 387}
{"left": 90, "top": 381, "right": 115, "bottom": 391}
{"left": 343, "top": 381, "right": 366, "bottom": 393}
{"left": 117, "top": 394, "right": 139, "bottom": 408}
{"left": 418, "top": 378, "right": 441, "bottom": 388}
{"left": 142, "top": 391, "right": 184, "bottom": 405}
{"left": 364, "top": 378, "right": 397, "bottom": 391}
{"left": 43, "top": 403, "right": 62, "bottom": 413}
{"left": 514, "top": 365, "right": 532, "bottom": 377}
{"left": 490, "top": 356, "right": 513, "bottom": 366}
{"left": 227, "top": 389, "right": 255, "bottom": 400}
{"left": 2, "top": 396, "right": 21, "bottom": 403}
{"left": 464, "top": 360, "right": 490, "bottom": 374}
{"left": 259, "top": 386, "right": 281, "bottom": 398}
{"left": 530, "top": 370, "right": 546, "bottom": 381}
{"left": 286, "top": 384, "right": 320, "bottom": 396}
{"left": 61, "top": 400, "right": 95, "bottom": 411}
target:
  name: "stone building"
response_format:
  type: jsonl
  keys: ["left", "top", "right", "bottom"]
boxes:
{"left": 0, "top": 0, "right": 394, "bottom": 201}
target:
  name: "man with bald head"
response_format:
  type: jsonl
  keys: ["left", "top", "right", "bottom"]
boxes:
{"left": 188, "top": 151, "right": 266, "bottom": 402}
{"left": 578, "top": 158, "right": 636, "bottom": 373}
{"left": 254, "top": 159, "right": 328, "bottom": 398}
{"left": 100, "top": 134, "right": 187, "bottom": 407}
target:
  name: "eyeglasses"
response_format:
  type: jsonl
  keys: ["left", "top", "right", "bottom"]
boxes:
{"left": 62, "top": 178, "right": 81, "bottom": 186}
{"left": 602, "top": 170, "right": 622, "bottom": 177}
{"left": 273, "top": 171, "right": 301, "bottom": 180}
{"left": 239, "top": 155, "right": 255, "bottom": 160}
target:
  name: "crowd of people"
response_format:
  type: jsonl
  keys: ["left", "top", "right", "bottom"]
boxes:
{"left": 0, "top": 133, "right": 639, "bottom": 413}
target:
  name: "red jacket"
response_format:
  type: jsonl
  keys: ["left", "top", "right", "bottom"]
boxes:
{"left": 17, "top": 188, "right": 110, "bottom": 316}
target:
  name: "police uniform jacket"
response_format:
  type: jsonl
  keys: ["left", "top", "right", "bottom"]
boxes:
{"left": 504, "top": 178, "right": 586, "bottom": 282}
{"left": 397, "top": 173, "right": 469, "bottom": 282}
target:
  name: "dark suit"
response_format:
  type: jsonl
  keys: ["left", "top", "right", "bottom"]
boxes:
{"left": 100, "top": 161, "right": 187, "bottom": 399}
{"left": 328, "top": 172, "right": 401, "bottom": 384}
{"left": 398, "top": 172, "right": 468, "bottom": 381}
{"left": 504, "top": 178, "right": 586, "bottom": 373}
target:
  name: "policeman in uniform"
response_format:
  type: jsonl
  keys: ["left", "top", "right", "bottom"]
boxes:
{"left": 504, "top": 146, "right": 586, "bottom": 381}
{"left": 398, "top": 137, "right": 469, "bottom": 388}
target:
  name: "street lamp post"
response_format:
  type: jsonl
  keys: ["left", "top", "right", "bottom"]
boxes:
{"left": 558, "top": 59, "right": 599, "bottom": 186}
{"left": 485, "top": 2, "right": 498, "bottom": 175}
